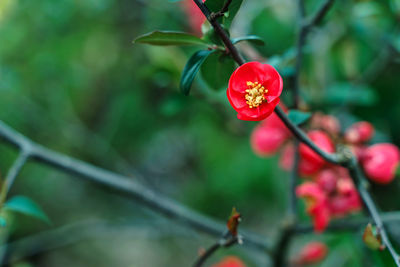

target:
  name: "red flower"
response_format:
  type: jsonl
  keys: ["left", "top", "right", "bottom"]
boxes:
{"left": 180, "top": 0, "right": 206, "bottom": 36}
{"left": 250, "top": 110, "right": 291, "bottom": 156}
{"left": 296, "top": 182, "right": 330, "bottom": 232}
{"left": 361, "top": 143, "right": 400, "bottom": 184}
{"left": 299, "top": 130, "right": 335, "bottom": 166}
{"left": 280, "top": 144, "right": 324, "bottom": 176}
{"left": 211, "top": 256, "right": 246, "bottom": 267}
{"left": 294, "top": 242, "right": 328, "bottom": 265}
{"left": 345, "top": 121, "right": 375, "bottom": 144}
{"left": 316, "top": 169, "right": 337, "bottom": 194}
{"left": 227, "top": 62, "right": 283, "bottom": 121}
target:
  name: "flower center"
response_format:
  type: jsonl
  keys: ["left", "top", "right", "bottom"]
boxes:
{"left": 245, "top": 81, "right": 268, "bottom": 108}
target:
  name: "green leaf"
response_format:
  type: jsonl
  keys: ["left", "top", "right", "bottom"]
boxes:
{"left": 231, "top": 35, "right": 265, "bottom": 46}
{"left": 204, "top": 0, "right": 243, "bottom": 28}
{"left": 134, "top": 31, "right": 208, "bottom": 46}
{"left": 4, "top": 196, "right": 51, "bottom": 224}
{"left": 288, "top": 110, "right": 311, "bottom": 126}
{"left": 180, "top": 50, "right": 214, "bottom": 95}
{"left": 200, "top": 51, "right": 236, "bottom": 90}
{"left": 323, "top": 83, "right": 378, "bottom": 106}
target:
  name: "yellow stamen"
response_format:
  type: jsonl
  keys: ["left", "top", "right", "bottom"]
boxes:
{"left": 244, "top": 81, "right": 268, "bottom": 108}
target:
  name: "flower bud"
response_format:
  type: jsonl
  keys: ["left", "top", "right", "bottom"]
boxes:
{"left": 251, "top": 113, "right": 290, "bottom": 156}
{"left": 345, "top": 121, "right": 374, "bottom": 144}
{"left": 211, "top": 256, "right": 246, "bottom": 267}
{"left": 295, "top": 242, "right": 328, "bottom": 265}
{"left": 362, "top": 143, "right": 400, "bottom": 184}
{"left": 299, "top": 130, "right": 335, "bottom": 165}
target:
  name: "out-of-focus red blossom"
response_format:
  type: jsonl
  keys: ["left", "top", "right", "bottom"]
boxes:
{"left": 345, "top": 121, "right": 374, "bottom": 144}
{"left": 211, "top": 256, "right": 246, "bottom": 267}
{"left": 296, "top": 182, "right": 330, "bottom": 232}
{"left": 361, "top": 143, "right": 400, "bottom": 184}
{"left": 281, "top": 131, "right": 335, "bottom": 176}
{"left": 227, "top": 62, "right": 283, "bottom": 121}
{"left": 299, "top": 130, "right": 335, "bottom": 165}
{"left": 311, "top": 112, "right": 341, "bottom": 136}
{"left": 280, "top": 144, "right": 324, "bottom": 176}
{"left": 180, "top": 0, "right": 206, "bottom": 36}
{"left": 294, "top": 242, "right": 328, "bottom": 266}
{"left": 250, "top": 111, "right": 291, "bottom": 156}
{"left": 316, "top": 169, "right": 337, "bottom": 194}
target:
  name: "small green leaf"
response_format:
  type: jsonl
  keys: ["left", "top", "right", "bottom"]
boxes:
{"left": 204, "top": 0, "right": 243, "bottom": 28}
{"left": 288, "top": 110, "right": 312, "bottom": 126}
{"left": 363, "top": 223, "right": 385, "bottom": 250}
{"left": 232, "top": 35, "right": 265, "bottom": 46}
{"left": 200, "top": 51, "right": 236, "bottom": 90}
{"left": 134, "top": 31, "right": 208, "bottom": 46}
{"left": 180, "top": 50, "right": 215, "bottom": 95}
{"left": 4, "top": 196, "right": 51, "bottom": 225}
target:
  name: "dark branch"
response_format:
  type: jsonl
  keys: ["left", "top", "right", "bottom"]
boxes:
{"left": 0, "top": 120, "right": 272, "bottom": 254}
{"left": 305, "top": 0, "right": 335, "bottom": 29}
{"left": 295, "top": 212, "right": 400, "bottom": 233}
{"left": 193, "top": 233, "right": 239, "bottom": 267}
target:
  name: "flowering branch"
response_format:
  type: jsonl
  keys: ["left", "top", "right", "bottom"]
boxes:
{"left": 192, "top": 0, "right": 400, "bottom": 266}
{"left": 0, "top": 120, "right": 272, "bottom": 254}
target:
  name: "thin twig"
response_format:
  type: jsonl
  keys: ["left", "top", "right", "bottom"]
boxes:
{"left": 209, "top": 0, "right": 233, "bottom": 21}
{"left": 295, "top": 212, "right": 400, "bottom": 233}
{"left": 193, "top": 233, "right": 239, "bottom": 267}
{"left": 0, "top": 151, "right": 30, "bottom": 205}
{"left": 305, "top": 0, "right": 335, "bottom": 29}
{"left": 0, "top": 120, "right": 272, "bottom": 254}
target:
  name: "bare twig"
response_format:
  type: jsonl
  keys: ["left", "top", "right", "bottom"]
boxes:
{"left": 193, "top": 232, "right": 239, "bottom": 267}
{"left": 0, "top": 120, "right": 272, "bottom": 254}
{"left": 295, "top": 212, "right": 400, "bottom": 233}
{"left": 0, "top": 151, "right": 30, "bottom": 205}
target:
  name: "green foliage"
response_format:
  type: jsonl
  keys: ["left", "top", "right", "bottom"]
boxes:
{"left": 4, "top": 196, "right": 51, "bottom": 225}
{"left": 134, "top": 30, "right": 208, "bottom": 46}
{"left": 180, "top": 50, "right": 214, "bottom": 95}
{"left": 231, "top": 35, "right": 265, "bottom": 46}
{"left": 287, "top": 110, "right": 312, "bottom": 126}
{"left": 322, "top": 83, "right": 378, "bottom": 106}
{"left": 204, "top": 0, "right": 243, "bottom": 28}
{"left": 200, "top": 51, "right": 236, "bottom": 90}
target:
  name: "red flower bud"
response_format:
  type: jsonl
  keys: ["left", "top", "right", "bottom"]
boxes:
{"left": 311, "top": 113, "right": 341, "bottom": 136}
{"left": 227, "top": 62, "right": 283, "bottom": 121}
{"left": 180, "top": 0, "right": 206, "bottom": 36}
{"left": 316, "top": 169, "right": 337, "bottom": 194}
{"left": 295, "top": 242, "right": 328, "bottom": 265}
{"left": 362, "top": 143, "right": 400, "bottom": 184}
{"left": 251, "top": 112, "right": 291, "bottom": 156}
{"left": 299, "top": 131, "right": 335, "bottom": 165}
{"left": 280, "top": 144, "right": 325, "bottom": 176}
{"left": 296, "top": 182, "right": 330, "bottom": 232}
{"left": 345, "top": 121, "right": 375, "bottom": 144}
{"left": 211, "top": 256, "right": 246, "bottom": 267}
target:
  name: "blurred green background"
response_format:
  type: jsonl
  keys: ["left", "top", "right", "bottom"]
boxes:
{"left": 0, "top": 0, "right": 400, "bottom": 266}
